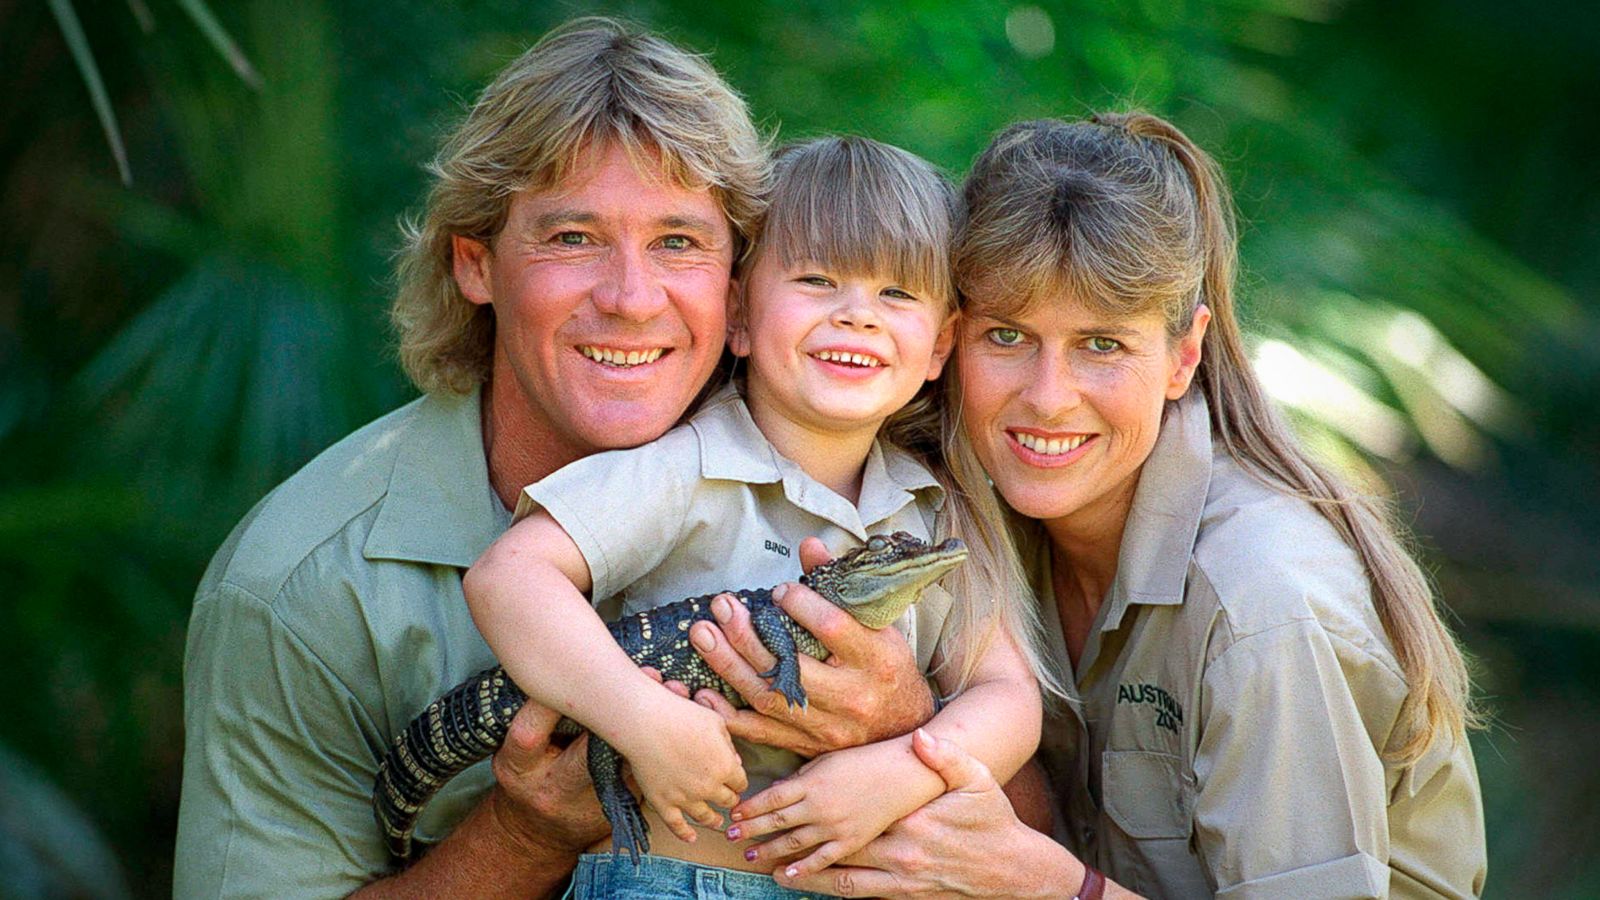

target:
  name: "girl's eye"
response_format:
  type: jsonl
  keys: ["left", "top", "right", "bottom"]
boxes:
{"left": 987, "top": 328, "right": 1025, "bottom": 347}
{"left": 799, "top": 275, "right": 834, "bottom": 287}
{"left": 555, "top": 232, "right": 588, "bottom": 246}
{"left": 883, "top": 287, "right": 918, "bottom": 301}
{"left": 660, "top": 235, "right": 691, "bottom": 250}
{"left": 1086, "top": 336, "right": 1122, "bottom": 354}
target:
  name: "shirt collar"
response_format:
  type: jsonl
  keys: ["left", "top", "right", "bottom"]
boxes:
{"left": 364, "top": 387, "right": 504, "bottom": 568}
{"left": 693, "top": 383, "right": 943, "bottom": 540}
{"left": 1100, "top": 390, "right": 1213, "bottom": 630}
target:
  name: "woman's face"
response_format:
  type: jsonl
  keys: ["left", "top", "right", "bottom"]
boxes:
{"left": 958, "top": 295, "right": 1208, "bottom": 531}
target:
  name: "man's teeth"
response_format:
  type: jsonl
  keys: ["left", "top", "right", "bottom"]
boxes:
{"left": 1013, "top": 433, "right": 1089, "bottom": 456}
{"left": 580, "top": 346, "right": 665, "bottom": 367}
{"left": 813, "top": 350, "right": 882, "bottom": 368}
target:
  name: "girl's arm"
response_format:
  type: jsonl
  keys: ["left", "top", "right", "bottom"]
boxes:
{"left": 464, "top": 511, "right": 747, "bottom": 841}
{"left": 729, "top": 627, "right": 1043, "bottom": 877}
{"left": 779, "top": 730, "right": 1146, "bottom": 899}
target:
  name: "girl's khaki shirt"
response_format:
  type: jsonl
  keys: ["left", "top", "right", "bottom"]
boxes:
{"left": 1026, "top": 393, "right": 1487, "bottom": 899}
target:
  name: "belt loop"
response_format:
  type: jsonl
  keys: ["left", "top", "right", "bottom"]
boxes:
{"left": 695, "top": 865, "right": 727, "bottom": 899}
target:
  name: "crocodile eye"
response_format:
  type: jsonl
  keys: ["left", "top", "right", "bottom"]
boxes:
{"left": 866, "top": 535, "right": 890, "bottom": 552}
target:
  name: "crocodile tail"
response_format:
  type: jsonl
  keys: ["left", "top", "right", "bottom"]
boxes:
{"left": 373, "top": 665, "right": 527, "bottom": 858}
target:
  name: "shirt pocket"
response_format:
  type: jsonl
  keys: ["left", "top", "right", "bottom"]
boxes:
{"left": 1102, "top": 750, "right": 1191, "bottom": 839}
{"left": 1101, "top": 750, "right": 1211, "bottom": 897}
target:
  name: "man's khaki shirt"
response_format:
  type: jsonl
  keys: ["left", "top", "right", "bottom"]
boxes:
{"left": 176, "top": 389, "right": 510, "bottom": 897}
{"left": 1028, "top": 393, "right": 1487, "bottom": 899}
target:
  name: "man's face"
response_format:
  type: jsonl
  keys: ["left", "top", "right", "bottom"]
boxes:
{"left": 454, "top": 142, "right": 734, "bottom": 466}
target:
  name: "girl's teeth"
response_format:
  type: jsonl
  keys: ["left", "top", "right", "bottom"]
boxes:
{"left": 815, "top": 350, "right": 881, "bottom": 367}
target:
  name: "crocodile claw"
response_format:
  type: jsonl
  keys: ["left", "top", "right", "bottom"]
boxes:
{"left": 588, "top": 737, "right": 650, "bottom": 865}
{"left": 759, "top": 658, "right": 807, "bottom": 710}
{"left": 601, "top": 785, "right": 651, "bottom": 866}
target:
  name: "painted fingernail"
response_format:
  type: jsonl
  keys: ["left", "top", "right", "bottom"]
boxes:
{"left": 726, "top": 826, "right": 741, "bottom": 840}
{"left": 785, "top": 866, "right": 799, "bottom": 878}
{"left": 745, "top": 849, "right": 758, "bottom": 862}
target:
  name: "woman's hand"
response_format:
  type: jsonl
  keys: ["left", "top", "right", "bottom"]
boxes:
{"left": 688, "top": 538, "right": 936, "bottom": 757}
{"left": 777, "top": 729, "right": 1079, "bottom": 899}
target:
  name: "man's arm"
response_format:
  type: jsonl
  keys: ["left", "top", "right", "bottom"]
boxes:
{"left": 176, "top": 579, "right": 604, "bottom": 899}
{"left": 351, "top": 703, "right": 606, "bottom": 899}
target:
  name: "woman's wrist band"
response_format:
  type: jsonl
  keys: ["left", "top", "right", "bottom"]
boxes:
{"left": 1073, "top": 863, "right": 1106, "bottom": 900}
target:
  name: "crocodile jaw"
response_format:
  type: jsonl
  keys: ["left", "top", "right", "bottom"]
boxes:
{"left": 817, "top": 537, "right": 968, "bottom": 629}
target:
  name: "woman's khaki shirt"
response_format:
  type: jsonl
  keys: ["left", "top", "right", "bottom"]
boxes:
{"left": 1027, "top": 393, "right": 1487, "bottom": 899}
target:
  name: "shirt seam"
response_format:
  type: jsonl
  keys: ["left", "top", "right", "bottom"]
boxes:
{"left": 218, "top": 491, "right": 390, "bottom": 604}
{"left": 1202, "top": 595, "right": 1406, "bottom": 687}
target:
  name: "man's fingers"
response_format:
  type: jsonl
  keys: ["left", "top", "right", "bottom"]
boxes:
{"left": 797, "top": 537, "right": 833, "bottom": 574}
{"left": 690, "top": 621, "right": 784, "bottom": 709}
{"left": 911, "top": 727, "right": 997, "bottom": 793}
{"left": 500, "top": 700, "right": 562, "bottom": 775}
{"left": 773, "top": 581, "right": 871, "bottom": 659}
{"left": 717, "top": 707, "right": 825, "bottom": 758}
{"left": 712, "top": 592, "right": 780, "bottom": 671}
{"left": 641, "top": 665, "right": 691, "bottom": 699}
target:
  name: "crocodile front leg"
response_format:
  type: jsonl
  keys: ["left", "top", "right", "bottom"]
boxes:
{"left": 751, "top": 603, "right": 806, "bottom": 710}
{"left": 587, "top": 735, "right": 649, "bottom": 864}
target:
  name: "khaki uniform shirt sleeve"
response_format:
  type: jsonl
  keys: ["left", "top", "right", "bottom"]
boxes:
{"left": 518, "top": 427, "right": 699, "bottom": 602}
{"left": 1194, "top": 619, "right": 1396, "bottom": 899}
{"left": 175, "top": 578, "right": 388, "bottom": 898}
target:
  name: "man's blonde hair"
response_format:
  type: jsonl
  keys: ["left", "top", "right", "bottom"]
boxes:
{"left": 393, "top": 18, "right": 770, "bottom": 394}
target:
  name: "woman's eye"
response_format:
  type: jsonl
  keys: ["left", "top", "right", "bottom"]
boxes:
{"left": 661, "top": 235, "right": 691, "bottom": 250}
{"left": 555, "top": 232, "right": 588, "bottom": 246}
{"left": 1086, "top": 336, "right": 1122, "bottom": 353}
{"left": 987, "top": 328, "right": 1025, "bottom": 347}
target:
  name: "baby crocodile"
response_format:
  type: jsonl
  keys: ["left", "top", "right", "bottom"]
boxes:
{"left": 373, "top": 531, "right": 967, "bottom": 863}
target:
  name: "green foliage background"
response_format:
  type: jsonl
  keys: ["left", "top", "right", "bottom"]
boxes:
{"left": 3, "top": 1, "right": 1597, "bottom": 895}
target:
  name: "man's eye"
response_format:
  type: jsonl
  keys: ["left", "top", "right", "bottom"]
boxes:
{"left": 987, "top": 328, "right": 1025, "bottom": 346}
{"left": 1086, "top": 336, "right": 1122, "bottom": 353}
{"left": 555, "top": 232, "right": 588, "bottom": 246}
{"left": 661, "top": 235, "right": 692, "bottom": 250}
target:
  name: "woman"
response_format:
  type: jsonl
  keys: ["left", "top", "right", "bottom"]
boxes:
{"left": 775, "top": 112, "right": 1488, "bottom": 898}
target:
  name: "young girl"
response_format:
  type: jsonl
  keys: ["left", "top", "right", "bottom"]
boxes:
{"left": 464, "top": 137, "right": 1053, "bottom": 897}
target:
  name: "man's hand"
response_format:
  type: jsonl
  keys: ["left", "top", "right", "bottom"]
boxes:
{"left": 688, "top": 538, "right": 936, "bottom": 758}
{"left": 485, "top": 698, "right": 610, "bottom": 857}
{"left": 352, "top": 697, "right": 609, "bottom": 898}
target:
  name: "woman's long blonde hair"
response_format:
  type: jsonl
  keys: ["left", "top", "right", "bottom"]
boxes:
{"left": 744, "top": 136, "right": 1062, "bottom": 698}
{"left": 951, "top": 111, "right": 1477, "bottom": 761}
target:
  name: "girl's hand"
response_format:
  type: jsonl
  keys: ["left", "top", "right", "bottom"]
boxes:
{"left": 776, "top": 729, "right": 1090, "bottom": 899}
{"left": 728, "top": 739, "right": 939, "bottom": 879}
{"left": 616, "top": 692, "right": 748, "bottom": 843}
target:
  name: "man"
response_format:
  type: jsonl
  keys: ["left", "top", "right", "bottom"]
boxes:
{"left": 175, "top": 20, "right": 935, "bottom": 898}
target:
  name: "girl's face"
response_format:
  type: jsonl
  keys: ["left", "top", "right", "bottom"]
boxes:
{"left": 958, "top": 295, "right": 1207, "bottom": 533}
{"left": 731, "top": 250, "right": 955, "bottom": 444}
